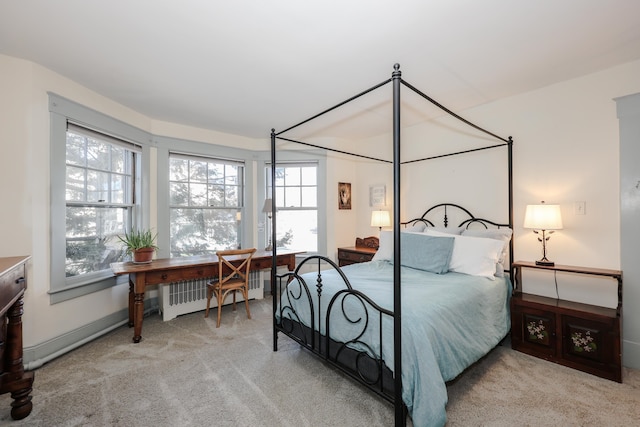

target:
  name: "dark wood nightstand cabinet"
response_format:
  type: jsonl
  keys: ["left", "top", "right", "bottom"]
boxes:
{"left": 337, "top": 246, "right": 377, "bottom": 266}
{"left": 510, "top": 261, "right": 622, "bottom": 382}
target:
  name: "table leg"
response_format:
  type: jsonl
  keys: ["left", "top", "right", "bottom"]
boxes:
{"left": 133, "top": 291, "right": 145, "bottom": 343}
{"left": 130, "top": 272, "right": 145, "bottom": 343}
{"left": 128, "top": 279, "right": 134, "bottom": 327}
{"left": 2, "top": 296, "right": 34, "bottom": 420}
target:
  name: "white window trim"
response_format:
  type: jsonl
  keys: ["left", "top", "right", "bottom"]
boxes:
{"left": 168, "top": 151, "right": 246, "bottom": 255}
{"left": 262, "top": 150, "right": 327, "bottom": 256}
{"left": 48, "top": 93, "right": 152, "bottom": 303}
{"left": 154, "top": 136, "right": 258, "bottom": 258}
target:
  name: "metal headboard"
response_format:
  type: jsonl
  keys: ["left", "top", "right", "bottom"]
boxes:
{"left": 401, "top": 203, "right": 510, "bottom": 230}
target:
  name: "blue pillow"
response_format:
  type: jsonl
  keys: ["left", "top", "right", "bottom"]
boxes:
{"left": 400, "top": 233, "right": 455, "bottom": 274}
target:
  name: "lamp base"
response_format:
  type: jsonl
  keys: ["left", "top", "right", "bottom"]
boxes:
{"left": 535, "top": 259, "right": 555, "bottom": 266}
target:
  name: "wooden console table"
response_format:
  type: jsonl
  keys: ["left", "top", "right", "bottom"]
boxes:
{"left": 0, "top": 256, "right": 34, "bottom": 420}
{"left": 111, "top": 250, "right": 300, "bottom": 343}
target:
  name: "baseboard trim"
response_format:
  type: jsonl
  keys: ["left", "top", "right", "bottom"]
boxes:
{"left": 623, "top": 339, "right": 640, "bottom": 370}
{"left": 23, "top": 297, "right": 158, "bottom": 370}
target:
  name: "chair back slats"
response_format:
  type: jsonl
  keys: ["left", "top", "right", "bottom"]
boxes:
{"left": 205, "top": 248, "right": 257, "bottom": 327}
{"left": 217, "top": 248, "right": 256, "bottom": 286}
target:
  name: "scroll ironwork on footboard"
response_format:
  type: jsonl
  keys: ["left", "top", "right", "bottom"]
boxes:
{"left": 274, "top": 255, "right": 396, "bottom": 403}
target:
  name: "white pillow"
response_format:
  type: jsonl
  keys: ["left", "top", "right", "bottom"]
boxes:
{"left": 372, "top": 230, "right": 392, "bottom": 261}
{"left": 424, "top": 229, "right": 505, "bottom": 280}
{"left": 461, "top": 228, "right": 512, "bottom": 277}
{"left": 425, "top": 226, "right": 464, "bottom": 235}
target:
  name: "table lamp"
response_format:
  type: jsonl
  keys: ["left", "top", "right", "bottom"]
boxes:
{"left": 523, "top": 201, "right": 563, "bottom": 266}
{"left": 371, "top": 210, "right": 391, "bottom": 231}
{"left": 262, "top": 198, "right": 276, "bottom": 250}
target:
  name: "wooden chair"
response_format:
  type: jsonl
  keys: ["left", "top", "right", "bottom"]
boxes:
{"left": 205, "top": 248, "right": 257, "bottom": 328}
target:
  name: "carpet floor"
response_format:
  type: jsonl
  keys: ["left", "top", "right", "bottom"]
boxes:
{"left": 1, "top": 298, "right": 638, "bottom": 426}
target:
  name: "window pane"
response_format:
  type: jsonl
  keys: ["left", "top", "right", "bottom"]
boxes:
{"left": 274, "top": 167, "right": 285, "bottom": 186}
{"left": 86, "top": 138, "right": 110, "bottom": 171}
{"left": 225, "top": 185, "right": 239, "bottom": 206}
{"left": 285, "top": 167, "right": 300, "bottom": 185}
{"left": 276, "top": 210, "right": 317, "bottom": 252}
{"left": 301, "top": 187, "right": 317, "bottom": 207}
{"left": 66, "top": 133, "right": 86, "bottom": 166}
{"left": 207, "top": 184, "right": 225, "bottom": 207}
{"left": 225, "top": 164, "right": 238, "bottom": 184}
{"left": 301, "top": 167, "right": 316, "bottom": 185}
{"left": 190, "top": 160, "right": 208, "bottom": 183}
{"left": 170, "top": 158, "right": 189, "bottom": 181}
{"left": 86, "top": 170, "right": 110, "bottom": 202}
{"left": 284, "top": 187, "right": 300, "bottom": 207}
{"left": 208, "top": 163, "right": 225, "bottom": 184}
{"left": 170, "top": 182, "right": 188, "bottom": 206}
{"left": 111, "top": 174, "right": 126, "bottom": 204}
{"left": 189, "top": 183, "right": 207, "bottom": 206}
{"left": 111, "top": 146, "right": 126, "bottom": 173}
{"left": 170, "top": 208, "right": 239, "bottom": 256}
{"left": 66, "top": 166, "right": 85, "bottom": 201}
{"left": 65, "top": 206, "right": 128, "bottom": 277}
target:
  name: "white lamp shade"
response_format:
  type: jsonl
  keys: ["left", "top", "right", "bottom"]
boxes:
{"left": 524, "top": 203, "right": 563, "bottom": 230}
{"left": 262, "top": 198, "right": 275, "bottom": 214}
{"left": 371, "top": 210, "right": 391, "bottom": 228}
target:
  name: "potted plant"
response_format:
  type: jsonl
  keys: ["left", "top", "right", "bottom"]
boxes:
{"left": 117, "top": 228, "right": 158, "bottom": 263}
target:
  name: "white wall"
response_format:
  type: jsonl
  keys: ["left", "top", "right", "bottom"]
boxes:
{"left": 3, "top": 52, "right": 640, "bottom": 368}
{"left": 350, "top": 59, "right": 640, "bottom": 368}
{"left": 0, "top": 54, "right": 260, "bottom": 360}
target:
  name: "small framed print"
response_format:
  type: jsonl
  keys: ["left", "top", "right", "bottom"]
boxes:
{"left": 338, "top": 182, "right": 351, "bottom": 210}
{"left": 369, "top": 184, "right": 386, "bottom": 207}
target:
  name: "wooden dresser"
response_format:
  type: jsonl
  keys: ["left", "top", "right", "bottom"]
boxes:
{"left": 0, "top": 256, "right": 34, "bottom": 419}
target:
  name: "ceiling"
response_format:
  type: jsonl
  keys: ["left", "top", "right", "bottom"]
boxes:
{"left": 2, "top": 0, "right": 640, "bottom": 140}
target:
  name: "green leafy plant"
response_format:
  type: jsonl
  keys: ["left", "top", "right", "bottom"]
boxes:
{"left": 117, "top": 228, "right": 159, "bottom": 255}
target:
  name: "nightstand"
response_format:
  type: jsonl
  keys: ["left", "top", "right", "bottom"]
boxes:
{"left": 510, "top": 261, "right": 622, "bottom": 382}
{"left": 337, "top": 236, "right": 379, "bottom": 267}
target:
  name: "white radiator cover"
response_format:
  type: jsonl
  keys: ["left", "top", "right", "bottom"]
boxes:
{"left": 158, "top": 270, "right": 265, "bottom": 321}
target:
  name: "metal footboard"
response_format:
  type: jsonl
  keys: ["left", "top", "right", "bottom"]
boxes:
{"left": 274, "top": 255, "right": 396, "bottom": 403}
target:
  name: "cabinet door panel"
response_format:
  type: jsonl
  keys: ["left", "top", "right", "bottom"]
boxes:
{"left": 511, "top": 302, "right": 557, "bottom": 358}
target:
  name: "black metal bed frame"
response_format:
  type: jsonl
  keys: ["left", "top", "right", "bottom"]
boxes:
{"left": 269, "top": 64, "right": 513, "bottom": 426}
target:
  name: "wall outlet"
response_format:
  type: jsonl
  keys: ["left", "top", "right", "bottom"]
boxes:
{"left": 574, "top": 201, "right": 586, "bottom": 215}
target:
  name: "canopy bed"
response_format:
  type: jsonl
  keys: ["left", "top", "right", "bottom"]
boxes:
{"left": 268, "top": 64, "right": 514, "bottom": 427}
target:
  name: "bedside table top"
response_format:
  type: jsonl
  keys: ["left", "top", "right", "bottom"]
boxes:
{"left": 513, "top": 261, "right": 622, "bottom": 279}
{"left": 338, "top": 246, "right": 378, "bottom": 255}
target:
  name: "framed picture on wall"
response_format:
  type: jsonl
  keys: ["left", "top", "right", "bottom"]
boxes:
{"left": 369, "top": 184, "right": 386, "bottom": 207}
{"left": 338, "top": 182, "right": 351, "bottom": 210}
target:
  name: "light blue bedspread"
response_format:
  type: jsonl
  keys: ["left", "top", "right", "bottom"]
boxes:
{"left": 278, "top": 259, "right": 511, "bottom": 427}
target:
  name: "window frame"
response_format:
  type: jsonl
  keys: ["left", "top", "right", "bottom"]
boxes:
{"left": 65, "top": 121, "right": 142, "bottom": 284}
{"left": 49, "top": 93, "right": 152, "bottom": 303}
{"left": 154, "top": 136, "right": 257, "bottom": 259}
{"left": 266, "top": 161, "right": 319, "bottom": 253}
{"left": 168, "top": 151, "right": 245, "bottom": 256}
{"left": 262, "top": 150, "right": 327, "bottom": 256}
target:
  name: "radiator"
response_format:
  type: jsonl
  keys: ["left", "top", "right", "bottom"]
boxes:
{"left": 159, "top": 270, "right": 265, "bottom": 321}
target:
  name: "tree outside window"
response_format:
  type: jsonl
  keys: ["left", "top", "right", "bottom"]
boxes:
{"left": 64, "top": 126, "right": 138, "bottom": 277}
{"left": 169, "top": 154, "right": 244, "bottom": 257}
{"left": 267, "top": 163, "right": 318, "bottom": 252}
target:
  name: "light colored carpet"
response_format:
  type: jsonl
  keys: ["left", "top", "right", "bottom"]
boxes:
{"left": 1, "top": 298, "right": 638, "bottom": 426}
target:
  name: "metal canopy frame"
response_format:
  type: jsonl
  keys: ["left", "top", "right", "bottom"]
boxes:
{"left": 269, "top": 63, "right": 513, "bottom": 426}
